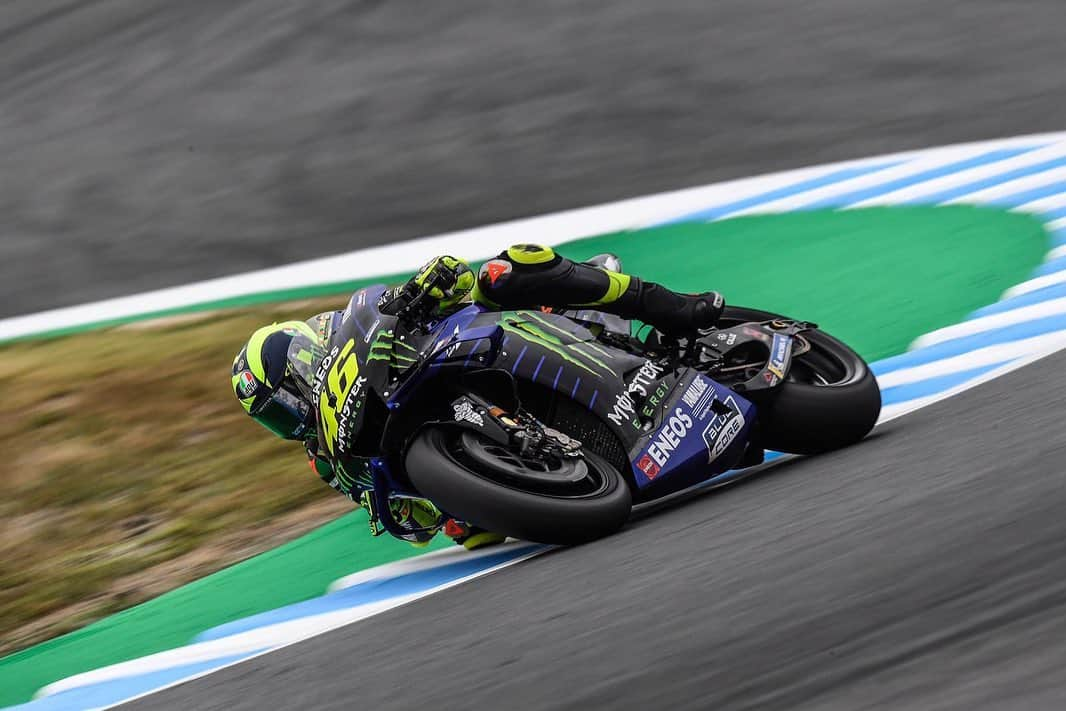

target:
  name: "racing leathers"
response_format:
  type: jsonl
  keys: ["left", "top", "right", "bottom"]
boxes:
{"left": 378, "top": 244, "right": 724, "bottom": 338}
{"left": 298, "top": 244, "right": 724, "bottom": 548}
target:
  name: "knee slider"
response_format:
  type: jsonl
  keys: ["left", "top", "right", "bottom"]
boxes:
{"left": 506, "top": 244, "right": 556, "bottom": 265}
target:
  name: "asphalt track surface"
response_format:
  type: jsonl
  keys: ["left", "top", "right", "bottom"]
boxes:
{"left": 5, "top": 0, "right": 1066, "bottom": 317}
{"left": 135, "top": 351, "right": 1066, "bottom": 710}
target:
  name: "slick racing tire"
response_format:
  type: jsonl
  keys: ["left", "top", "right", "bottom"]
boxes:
{"left": 718, "top": 306, "right": 882, "bottom": 455}
{"left": 405, "top": 427, "right": 632, "bottom": 545}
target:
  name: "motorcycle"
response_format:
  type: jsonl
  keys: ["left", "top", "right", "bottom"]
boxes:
{"left": 295, "top": 277, "right": 881, "bottom": 546}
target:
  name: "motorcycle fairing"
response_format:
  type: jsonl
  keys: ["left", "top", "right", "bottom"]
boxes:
{"left": 314, "top": 285, "right": 399, "bottom": 458}
{"left": 335, "top": 294, "right": 757, "bottom": 501}
{"left": 629, "top": 371, "right": 756, "bottom": 494}
{"left": 422, "top": 308, "right": 756, "bottom": 495}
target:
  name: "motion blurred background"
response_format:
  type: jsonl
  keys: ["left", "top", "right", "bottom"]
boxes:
{"left": 3, "top": 0, "right": 1065, "bottom": 316}
{"left": 2, "top": 0, "right": 1066, "bottom": 704}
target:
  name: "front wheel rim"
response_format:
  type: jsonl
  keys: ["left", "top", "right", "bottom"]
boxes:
{"left": 451, "top": 430, "right": 614, "bottom": 499}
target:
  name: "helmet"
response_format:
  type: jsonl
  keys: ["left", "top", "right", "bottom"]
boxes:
{"left": 232, "top": 321, "right": 319, "bottom": 439}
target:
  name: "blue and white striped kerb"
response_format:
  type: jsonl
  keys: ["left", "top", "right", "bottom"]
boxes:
{"left": 11, "top": 131, "right": 1066, "bottom": 710}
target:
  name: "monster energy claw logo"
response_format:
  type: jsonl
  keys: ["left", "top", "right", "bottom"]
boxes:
{"left": 367, "top": 330, "right": 393, "bottom": 362}
{"left": 500, "top": 311, "right": 614, "bottom": 377}
{"left": 367, "top": 329, "right": 418, "bottom": 365}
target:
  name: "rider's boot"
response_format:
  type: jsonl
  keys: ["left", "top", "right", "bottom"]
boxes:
{"left": 582, "top": 251, "right": 722, "bottom": 335}
{"left": 443, "top": 519, "right": 507, "bottom": 551}
{"left": 610, "top": 280, "right": 725, "bottom": 338}
{"left": 389, "top": 498, "right": 445, "bottom": 548}
{"left": 580, "top": 252, "right": 723, "bottom": 338}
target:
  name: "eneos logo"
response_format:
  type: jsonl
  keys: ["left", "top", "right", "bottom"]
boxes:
{"left": 645, "top": 407, "right": 694, "bottom": 468}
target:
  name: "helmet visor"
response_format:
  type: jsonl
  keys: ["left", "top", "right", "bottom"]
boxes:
{"left": 251, "top": 381, "right": 311, "bottom": 439}
{"left": 286, "top": 329, "right": 326, "bottom": 398}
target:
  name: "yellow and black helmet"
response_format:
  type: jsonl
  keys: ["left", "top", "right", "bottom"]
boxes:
{"left": 231, "top": 321, "right": 318, "bottom": 439}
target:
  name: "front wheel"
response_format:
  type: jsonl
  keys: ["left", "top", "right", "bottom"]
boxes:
{"left": 405, "top": 427, "right": 632, "bottom": 545}
{"left": 717, "top": 306, "right": 882, "bottom": 455}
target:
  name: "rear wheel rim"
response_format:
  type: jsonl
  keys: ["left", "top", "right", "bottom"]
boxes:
{"left": 787, "top": 335, "right": 854, "bottom": 386}
{"left": 713, "top": 317, "right": 861, "bottom": 388}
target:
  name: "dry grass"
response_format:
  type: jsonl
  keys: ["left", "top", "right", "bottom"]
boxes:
{"left": 0, "top": 296, "right": 353, "bottom": 654}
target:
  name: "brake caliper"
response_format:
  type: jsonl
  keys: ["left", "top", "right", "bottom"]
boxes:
{"left": 448, "top": 395, "right": 583, "bottom": 458}
{"left": 524, "top": 424, "right": 583, "bottom": 459}
{"left": 491, "top": 405, "right": 582, "bottom": 459}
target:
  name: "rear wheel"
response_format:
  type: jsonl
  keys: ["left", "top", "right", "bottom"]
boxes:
{"left": 405, "top": 427, "right": 632, "bottom": 545}
{"left": 715, "top": 306, "right": 881, "bottom": 455}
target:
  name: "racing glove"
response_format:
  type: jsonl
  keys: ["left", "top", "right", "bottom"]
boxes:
{"left": 378, "top": 256, "right": 475, "bottom": 319}
{"left": 389, "top": 498, "right": 445, "bottom": 547}
{"left": 412, "top": 256, "right": 475, "bottom": 310}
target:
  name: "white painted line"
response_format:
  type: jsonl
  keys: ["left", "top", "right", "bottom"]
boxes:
{"left": 1045, "top": 245, "right": 1066, "bottom": 261}
{"left": 876, "top": 329, "right": 1066, "bottom": 389}
{"left": 877, "top": 345, "right": 1065, "bottom": 422}
{"left": 1014, "top": 193, "right": 1066, "bottom": 215}
{"left": 1004, "top": 268, "right": 1066, "bottom": 299}
{"left": 328, "top": 540, "right": 541, "bottom": 592}
{"left": 626, "top": 159, "right": 890, "bottom": 227}
{"left": 1048, "top": 217, "right": 1066, "bottom": 232}
{"left": 944, "top": 166, "right": 1066, "bottom": 204}
{"left": 911, "top": 296, "right": 1066, "bottom": 348}
{"left": 725, "top": 144, "right": 1016, "bottom": 216}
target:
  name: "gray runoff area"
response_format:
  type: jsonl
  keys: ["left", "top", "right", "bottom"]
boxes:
{"left": 133, "top": 350, "right": 1066, "bottom": 710}
{"left": 4, "top": 0, "right": 1066, "bottom": 318}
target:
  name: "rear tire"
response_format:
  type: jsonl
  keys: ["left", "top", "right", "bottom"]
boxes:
{"left": 405, "top": 427, "right": 632, "bottom": 545}
{"left": 718, "top": 306, "right": 882, "bottom": 455}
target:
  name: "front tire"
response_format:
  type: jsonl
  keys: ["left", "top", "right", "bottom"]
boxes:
{"left": 405, "top": 427, "right": 632, "bottom": 545}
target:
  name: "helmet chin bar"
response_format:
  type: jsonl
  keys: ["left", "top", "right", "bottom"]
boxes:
{"left": 252, "top": 378, "right": 313, "bottom": 439}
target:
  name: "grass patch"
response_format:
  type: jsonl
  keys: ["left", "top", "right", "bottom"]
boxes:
{"left": 0, "top": 299, "right": 357, "bottom": 655}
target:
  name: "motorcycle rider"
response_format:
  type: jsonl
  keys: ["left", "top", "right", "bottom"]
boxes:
{"left": 231, "top": 244, "right": 724, "bottom": 549}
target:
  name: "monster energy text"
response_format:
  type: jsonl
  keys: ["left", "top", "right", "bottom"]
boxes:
{"left": 607, "top": 360, "right": 665, "bottom": 427}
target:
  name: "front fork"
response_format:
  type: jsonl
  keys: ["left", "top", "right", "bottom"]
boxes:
{"left": 364, "top": 462, "right": 443, "bottom": 539}
{"left": 363, "top": 393, "right": 510, "bottom": 538}
{"left": 445, "top": 393, "right": 584, "bottom": 458}
{"left": 367, "top": 392, "right": 584, "bottom": 538}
